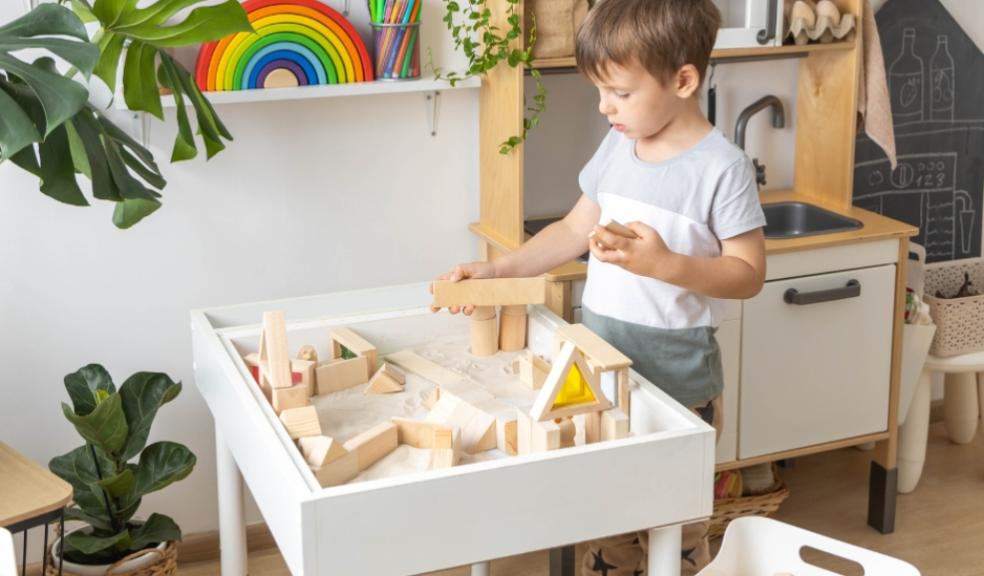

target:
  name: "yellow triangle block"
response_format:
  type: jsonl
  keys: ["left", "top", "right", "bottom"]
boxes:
{"left": 552, "top": 363, "right": 596, "bottom": 408}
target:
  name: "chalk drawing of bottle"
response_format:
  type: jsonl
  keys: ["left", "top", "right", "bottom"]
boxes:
{"left": 955, "top": 190, "right": 974, "bottom": 255}
{"left": 889, "top": 28, "right": 924, "bottom": 123}
{"left": 930, "top": 35, "right": 955, "bottom": 121}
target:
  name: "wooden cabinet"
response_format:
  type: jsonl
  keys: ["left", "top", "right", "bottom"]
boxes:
{"left": 739, "top": 262, "right": 896, "bottom": 458}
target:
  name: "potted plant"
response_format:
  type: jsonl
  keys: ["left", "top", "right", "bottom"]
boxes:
{"left": 48, "top": 364, "right": 195, "bottom": 576}
{"left": 430, "top": 0, "right": 546, "bottom": 154}
{"left": 0, "top": 0, "right": 252, "bottom": 228}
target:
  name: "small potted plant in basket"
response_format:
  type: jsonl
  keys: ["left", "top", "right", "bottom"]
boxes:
{"left": 47, "top": 365, "right": 195, "bottom": 576}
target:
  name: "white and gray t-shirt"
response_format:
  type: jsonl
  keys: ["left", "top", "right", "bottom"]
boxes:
{"left": 578, "top": 127, "right": 765, "bottom": 405}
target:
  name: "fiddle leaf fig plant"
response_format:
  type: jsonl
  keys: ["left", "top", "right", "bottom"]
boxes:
{"left": 49, "top": 364, "right": 195, "bottom": 566}
{"left": 0, "top": 0, "right": 252, "bottom": 228}
{"left": 430, "top": 0, "right": 546, "bottom": 154}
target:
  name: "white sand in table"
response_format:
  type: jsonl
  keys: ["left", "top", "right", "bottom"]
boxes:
{"left": 308, "top": 312, "right": 547, "bottom": 483}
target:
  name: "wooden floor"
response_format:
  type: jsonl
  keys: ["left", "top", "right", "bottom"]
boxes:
{"left": 179, "top": 422, "right": 984, "bottom": 575}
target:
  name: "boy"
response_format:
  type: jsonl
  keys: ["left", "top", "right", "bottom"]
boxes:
{"left": 436, "top": 0, "right": 766, "bottom": 573}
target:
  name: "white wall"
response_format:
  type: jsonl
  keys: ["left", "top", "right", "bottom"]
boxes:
{"left": 0, "top": 0, "right": 479, "bottom": 563}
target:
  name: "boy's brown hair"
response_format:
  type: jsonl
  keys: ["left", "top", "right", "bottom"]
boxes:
{"left": 575, "top": 0, "right": 721, "bottom": 87}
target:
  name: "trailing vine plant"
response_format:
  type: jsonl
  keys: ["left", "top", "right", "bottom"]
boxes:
{"left": 430, "top": 0, "right": 546, "bottom": 154}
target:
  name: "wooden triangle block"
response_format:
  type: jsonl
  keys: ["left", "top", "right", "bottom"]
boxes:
{"left": 530, "top": 340, "right": 611, "bottom": 422}
{"left": 365, "top": 366, "right": 405, "bottom": 394}
{"left": 298, "top": 435, "right": 348, "bottom": 467}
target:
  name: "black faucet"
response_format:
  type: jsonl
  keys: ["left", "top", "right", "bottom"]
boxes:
{"left": 734, "top": 95, "right": 785, "bottom": 188}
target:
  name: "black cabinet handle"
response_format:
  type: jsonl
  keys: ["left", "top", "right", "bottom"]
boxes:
{"left": 757, "top": 0, "right": 779, "bottom": 44}
{"left": 784, "top": 279, "right": 861, "bottom": 305}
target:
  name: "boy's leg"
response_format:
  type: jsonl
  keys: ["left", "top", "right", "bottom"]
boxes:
{"left": 582, "top": 396, "right": 722, "bottom": 576}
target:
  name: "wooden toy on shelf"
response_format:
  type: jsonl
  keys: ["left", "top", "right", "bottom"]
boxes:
{"left": 431, "top": 277, "right": 548, "bottom": 356}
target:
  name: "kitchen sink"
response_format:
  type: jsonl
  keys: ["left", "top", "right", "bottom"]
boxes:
{"left": 762, "top": 202, "right": 863, "bottom": 239}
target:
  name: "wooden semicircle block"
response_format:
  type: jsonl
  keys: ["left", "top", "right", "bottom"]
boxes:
{"left": 529, "top": 340, "right": 611, "bottom": 422}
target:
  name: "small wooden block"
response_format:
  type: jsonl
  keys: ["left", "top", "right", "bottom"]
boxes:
{"left": 431, "top": 277, "right": 547, "bottom": 307}
{"left": 617, "top": 368, "right": 631, "bottom": 416}
{"left": 558, "top": 418, "right": 576, "bottom": 448}
{"left": 343, "top": 422, "right": 399, "bottom": 471}
{"left": 422, "top": 386, "right": 441, "bottom": 410}
{"left": 554, "top": 323, "right": 632, "bottom": 371}
{"left": 391, "top": 417, "right": 454, "bottom": 449}
{"left": 430, "top": 427, "right": 461, "bottom": 469}
{"left": 425, "top": 391, "right": 497, "bottom": 454}
{"left": 316, "top": 356, "right": 370, "bottom": 395}
{"left": 385, "top": 350, "right": 463, "bottom": 386}
{"left": 470, "top": 316, "right": 498, "bottom": 356}
{"left": 291, "top": 358, "right": 317, "bottom": 397}
{"left": 330, "top": 328, "right": 378, "bottom": 375}
{"left": 601, "top": 218, "right": 640, "bottom": 239}
{"left": 601, "top": 408, "right": 630, "bottom": 441}
{"left": 365, "top": 371, "right": 404, "bottom": 395}
{"left": 583, "top": 411, "right": 601, "bottom": 444}
{"left": 516, "top": 352, "right": 551, "bottom": 390}
{"left": 311, "top": 450, "right": 359, "bottom": 488}
{"left": 498, "top": 417, "right": 518, "bottom": 456}
{"left": 271, "top": 383, "right": 310, "bottom": 413}
{"left": 279, "top": 406, "right": 321, "bottom": 439}
{"left": 531, "top": 418, "right": 561, "bottom": 453}
{"left": 298, "top": 435, "right": 347, "bottom": 467}
{"left": 498, "top": 307, "right": 527, "bottom": 352}
{"left": 516, "top": 410, "right": 532, "bottom": 456}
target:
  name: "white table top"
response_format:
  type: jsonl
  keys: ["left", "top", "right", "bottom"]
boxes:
{"left": 925, "top": 350, "right": 984, "bottom": 373}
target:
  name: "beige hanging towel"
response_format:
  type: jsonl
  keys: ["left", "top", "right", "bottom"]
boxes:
{"left": 857, "top": 0, "right": 897, "bottom": 168}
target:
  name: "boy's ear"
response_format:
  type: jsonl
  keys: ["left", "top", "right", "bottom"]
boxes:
{"left": 674, "top": 64, "right": 702, "bottom": 99}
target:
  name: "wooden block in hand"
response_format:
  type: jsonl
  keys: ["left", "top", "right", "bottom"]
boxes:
{"left": 601, "top": 217, "right": 639, "bottom": 239}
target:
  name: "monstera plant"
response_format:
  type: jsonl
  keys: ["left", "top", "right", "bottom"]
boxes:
{"left": 0, "top": 0, "right": 252, "bottom": 228}
{"left": 48, "top": 364, "right": 195, "bottom": 567}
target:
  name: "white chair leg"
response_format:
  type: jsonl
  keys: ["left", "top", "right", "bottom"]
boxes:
{"left": 898, "top": 369, "right": 932, "bottom": 493}
{"left": 944, "top": 372, "right": 980, "bottom": 444}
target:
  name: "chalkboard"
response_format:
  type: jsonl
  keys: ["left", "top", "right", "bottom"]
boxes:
{"left": 853, "top": 0, "right": 984, "bottom": 263}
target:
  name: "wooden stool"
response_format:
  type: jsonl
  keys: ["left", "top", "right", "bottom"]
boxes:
{"left": 898, "top": 351, "right": 984, "bottom": 493}
{"left": 0, "top": 442, "right": 73, "bottom": 575}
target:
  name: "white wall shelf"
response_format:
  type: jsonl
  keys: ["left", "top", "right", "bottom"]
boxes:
{"left": 115, "top": 76, "right": 480, "bottom": 109}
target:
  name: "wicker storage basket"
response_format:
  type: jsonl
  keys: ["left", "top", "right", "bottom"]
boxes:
{"left": 525, "top": 0, "right": 590, "bottom": 59}
{"left": 923, "top": 259, "right": 984, "bottom": 357}
{"left": 45, "top": 541, "right": 177, "bottom": 576}
{"left": 708, "top": 476, "right": 790, "bottom": 540}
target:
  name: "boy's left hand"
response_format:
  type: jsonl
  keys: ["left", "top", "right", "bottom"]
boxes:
{"left": 589, "top": 221, "right": 678, "bottom": 281}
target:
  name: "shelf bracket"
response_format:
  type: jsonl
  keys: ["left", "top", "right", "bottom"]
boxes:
{"left": 425, "top": 91, "right": 441, "bottom": 137}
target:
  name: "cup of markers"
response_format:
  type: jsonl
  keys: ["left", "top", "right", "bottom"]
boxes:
{"left": 370, "top": 0, "right": 421, "bottom": 80}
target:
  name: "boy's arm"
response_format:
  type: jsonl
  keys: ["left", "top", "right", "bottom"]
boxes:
{"left": 589, "top": 225, "right": 766, "bottom": 299}
{"left": 490, "top": 194, "right": 599, "bottom": 278}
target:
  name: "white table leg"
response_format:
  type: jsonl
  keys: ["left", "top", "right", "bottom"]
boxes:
{"left": 470, "top": 561, "right": 490, "bottom": 576}
{"left": 898, "top": 369, "right": 932, "bottom": 493}
{"left": 216, "top": 424, "right": 248, "bottom": 576}
{"left": 647, "top": 525, "right": 681, "bottom": 576}
{"left": 944, "top": 372, "right": 980, "bottom": 444}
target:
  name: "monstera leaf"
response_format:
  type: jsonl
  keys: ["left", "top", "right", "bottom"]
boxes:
{"left": 0, "top": 4, "right": 97, "bottom": 161}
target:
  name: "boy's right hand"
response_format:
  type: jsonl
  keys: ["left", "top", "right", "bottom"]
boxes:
{"left": 430, "top": 261, "right": 497, "bottom": 315}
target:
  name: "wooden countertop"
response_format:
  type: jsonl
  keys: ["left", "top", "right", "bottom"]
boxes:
{"left": 470, "top": 190, "right": 918, "bottom": 282}
{"left": 0, "top": 442, "right": 73, "bottom": 527}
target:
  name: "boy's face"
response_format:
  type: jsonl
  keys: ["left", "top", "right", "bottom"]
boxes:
{"left": 591, "top": 61, "right": 689, "bottom": 142}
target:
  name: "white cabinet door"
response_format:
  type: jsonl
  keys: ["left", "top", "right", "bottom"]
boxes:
{"left": 739, "top": 264, "right": 896, "bottom": 459}
{"left": 713, "top": 0, "right": 783, "bottom": 49}
{"left": 715, "top": 318, "right": 741, "bottom": 464}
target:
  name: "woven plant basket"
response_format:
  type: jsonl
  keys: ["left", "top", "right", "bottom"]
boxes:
{"left": 924, "top": 260, "right": 984, "bottom": 357}
{"left": 45, "top": 540, "right": 177, "bottom": 576}
{"left": 708, "top": 477, "right": 790, "bottom": 540}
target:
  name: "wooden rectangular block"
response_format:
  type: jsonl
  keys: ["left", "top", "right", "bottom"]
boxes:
{"left": 316, "top": 356, "right": 370, "bottom": 395}
{"left": 516, "top": 410, "right": 532, "bottom": 456}
{"left": 431, "top": 277, "right": 547, "bottom": 307}
{"left": 271, "top": 383, "right": 310, "bottom": 414}
{"left": 584, "top": 411, "right": 601, "bottom": 444}
{"left": 516, "top": 352, "right": 551, "bottom": 390}
{"left": 385, "top": 350, "right": 463, "bottom": 386}
{"left": 497, "top": 416, "right": 518, "bottom": 456}
{"left": 531, "top": 419, "right": 561, "bottom": 453}
{"left": 260, "top": 311, "right": 293, "bottom": 391}
{"left": 292, "top": 358, "right": 317, "bottom": 397}
{"left": 311, "top": 450, "right": 359, "bottom": 488}
{"left": 430, "top": 427, "right": 461, "bottom": 469}
{"left": 279, "top": 406, "right": 321, "bottom": 439}
{"left": 343, "top": 422, "right": 399, "bottom": 471}
{"left": 425, "top": 392, "right": 497, "bottom": 454}
{"left": 601, "top": 408, "right": 630, "bottom": 442}
{"left": 554, "top": 323, "right": 632, "bottom": 371}
{"left": 298, "top": 435, "right": 347, "bottom": 467}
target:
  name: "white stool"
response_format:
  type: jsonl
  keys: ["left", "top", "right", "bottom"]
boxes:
{"left": 898, "top": 350, "right": 984, "bottom": 493}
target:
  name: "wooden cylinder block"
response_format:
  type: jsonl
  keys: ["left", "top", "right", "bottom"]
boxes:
{"left": 499, "top": 304, "right": 528, "bottom": 351}
{"left": 470, "top": 311, "right": 499, "bottom": 356}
